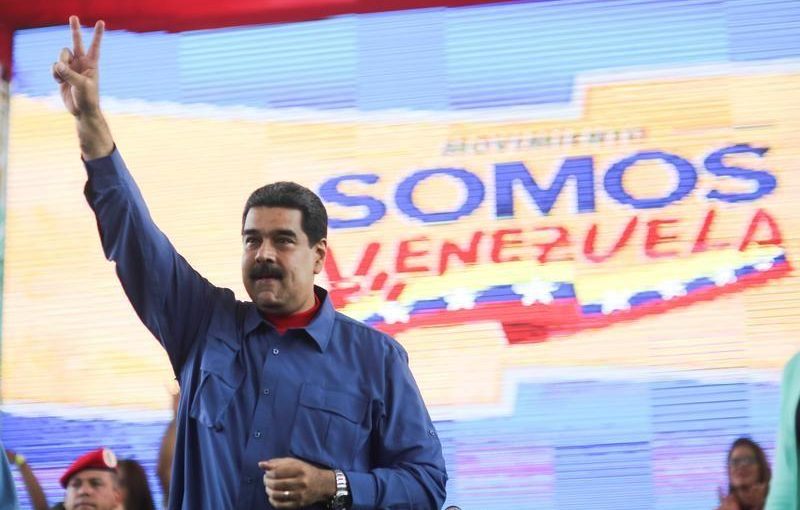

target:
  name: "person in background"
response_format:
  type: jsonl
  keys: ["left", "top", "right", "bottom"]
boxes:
{"left": 5, "top": 450, "right": 48, "bottom": 510}
{"left": 765, "top": 351, "right": 800, "bottom": 509}
{"left": 156, "top": 391, "right": 178, "bottom": 508}
{"left": 61, "top": 448, "right": 122, "bottom": 510}
{"left": 117, "top": 460, "right": 156, "bottom": 510}
{"left": 717, "top": 437, "right": 770, "bottom": 510}
{"left": 0, "top": 442, "right": 19, "bottom": 510}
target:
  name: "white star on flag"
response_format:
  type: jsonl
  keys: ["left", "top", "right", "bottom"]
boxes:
{"left": 600, "top": 290, "right": 632, "bottom": 314}
{"left": 711, "top": 268, "right": 737, "bottom": 287}
{"left": 512, "top": 279, "right": 558, "bottom": 306}
{"left": 657, "top": 281, "right": 687, "bottom": 300}
{"left": 754, "top": 257, "right": 774, "bottom": 271}
{"left": 380, "top": 301, "right": 411, "bottom": 324}
{"left": 443, "top": 288, "right": 477, "bottom": 311}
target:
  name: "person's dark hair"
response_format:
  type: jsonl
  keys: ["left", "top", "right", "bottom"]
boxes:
{"left": 242, "top": 182, "right": 328, "bottom": 246}
{"left": 118, "top": 459, "right": 156, "bottom": 510}
{"left": 727, "top": 437, "right": 771, "bottom": 492}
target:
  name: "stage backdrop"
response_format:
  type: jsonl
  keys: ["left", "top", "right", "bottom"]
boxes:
{"left": 3, "top": 0, "right": 800, "bottom": 508}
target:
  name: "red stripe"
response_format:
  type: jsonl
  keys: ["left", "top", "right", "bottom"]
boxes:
{"left": 373, "top": 261, "right": 791, "bottom": 344}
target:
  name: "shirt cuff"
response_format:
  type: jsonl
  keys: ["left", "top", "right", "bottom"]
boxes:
{"left": 344, "top": 470, "right": 377, "bottom": 510}
{"left": 83, "top": 146, "right": 128, "bottom": 192}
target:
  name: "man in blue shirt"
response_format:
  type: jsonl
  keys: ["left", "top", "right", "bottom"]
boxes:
{"left": 52, "top": 16, "right": 447, "bottom": 510}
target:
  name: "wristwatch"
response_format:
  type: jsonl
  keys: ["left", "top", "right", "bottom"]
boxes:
{"left": 329, "top": 469, "right": 351, "bottom": 510}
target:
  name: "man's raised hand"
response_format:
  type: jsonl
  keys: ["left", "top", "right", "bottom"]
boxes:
{"left": 52, "top": 16, "right": 113, "bottom": 160}
{"left": 53, "top": 16, "right": 104, "bottom": 118}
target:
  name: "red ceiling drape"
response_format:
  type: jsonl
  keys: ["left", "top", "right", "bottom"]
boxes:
{"left": 0, "top": 24, "right": 12, "bottom": 81}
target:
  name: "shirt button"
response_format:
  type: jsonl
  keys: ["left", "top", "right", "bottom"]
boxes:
{"left": 245, "top": 477, "right": 254, "bottom": 484}
{"left": 254, "top": 431, "right": 262, "bottom": 439}
{"left": 263, "top": 388, "right": 271, "bottom": 396}
{"left": 272, "top": 348, "right": 280, "bottom": 356}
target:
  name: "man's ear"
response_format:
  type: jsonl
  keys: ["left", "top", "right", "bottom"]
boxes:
{"left": 113, "top": 484, "right": 123, "bottom": 505}
{"left": 313, "top": 238, "right": 328, "bottom": 274}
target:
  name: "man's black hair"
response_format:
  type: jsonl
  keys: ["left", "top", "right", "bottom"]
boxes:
{"left": 242, "top": 182, "right": 328, "bottom": 245}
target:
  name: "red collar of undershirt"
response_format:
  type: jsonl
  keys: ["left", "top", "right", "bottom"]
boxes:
{"left": 265, "top": 294, "right": 321, "bottom": 334}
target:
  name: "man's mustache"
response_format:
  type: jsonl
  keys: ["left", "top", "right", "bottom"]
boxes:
{"left": 249, "top": 263, "right": 285, "bottom": 280}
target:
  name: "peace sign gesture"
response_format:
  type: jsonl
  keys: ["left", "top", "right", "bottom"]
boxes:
{"left": 52, "top": 16, "right": 113, "bottom": 159}
{"left": 53, "top": 16, "right": 105, "bottom": 117}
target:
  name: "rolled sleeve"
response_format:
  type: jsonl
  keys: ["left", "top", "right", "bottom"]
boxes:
{"left": 345, "top": 471, "right": 377, "bottom": 510}
{"left": 84, "top": 148, "right": 128, "bottom": 191}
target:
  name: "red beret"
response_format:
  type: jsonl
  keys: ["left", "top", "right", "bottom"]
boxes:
{"left": 60, "top": 448, "right": 118, "bottom": 488}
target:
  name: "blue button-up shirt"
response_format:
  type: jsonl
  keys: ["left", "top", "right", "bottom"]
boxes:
{"left": 83, "top": 150, "right": 447, "bottom": 510}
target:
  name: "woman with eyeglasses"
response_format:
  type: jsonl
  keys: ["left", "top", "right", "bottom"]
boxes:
{"left": 716, "top": 437, "right": 771, "bottom": 510}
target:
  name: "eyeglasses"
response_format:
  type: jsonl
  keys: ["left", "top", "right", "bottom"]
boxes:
{"left": 729, "top": 455, "right": 757, "bottom": 468}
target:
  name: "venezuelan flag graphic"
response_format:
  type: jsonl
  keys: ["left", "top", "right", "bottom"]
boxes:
{"left": 347, "top": 245, "right": 790, "bottom": 343}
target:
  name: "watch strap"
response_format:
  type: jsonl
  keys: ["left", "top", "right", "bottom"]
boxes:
{"left": 329, "top": 469, "right": 350, "bottom": 510}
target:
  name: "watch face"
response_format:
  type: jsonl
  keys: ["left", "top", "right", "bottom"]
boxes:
{"left": 331, "top": 494, "right": 346, "bottom": 509}
{"left": 332, "top": 490, "right": 350, "bottom": 508}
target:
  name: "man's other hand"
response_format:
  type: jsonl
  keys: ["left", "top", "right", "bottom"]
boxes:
{"left": 259, "top": 457, "right": 337, "bottom": 509}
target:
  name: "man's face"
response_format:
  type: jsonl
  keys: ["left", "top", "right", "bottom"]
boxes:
{"left": 64, "top": 470, "right": 121, "bottom": 510}
{"left": 242, "top": 206, "right": 327, "bottom": 316}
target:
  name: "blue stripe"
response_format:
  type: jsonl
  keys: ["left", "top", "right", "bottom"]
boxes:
{"left": 12, "top": 0, "right": 799, "bottom": 109}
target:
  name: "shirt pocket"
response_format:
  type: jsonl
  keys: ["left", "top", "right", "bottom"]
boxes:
{"left": 189, "top": 334, "right": 244, "bottom": 431}
{"left": 289, "top": 383, "right": 369, "bottom": 470}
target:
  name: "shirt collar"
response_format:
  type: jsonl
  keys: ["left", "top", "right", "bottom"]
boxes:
{"left": 304, "top": 286, "right": 336, "bottom": 351}
{"left": 243, "top": 286, "right": 336, "bottom": 352}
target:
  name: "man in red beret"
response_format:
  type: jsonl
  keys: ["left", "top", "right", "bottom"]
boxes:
{"left": 61, "top": 448, "right": 122, "bottom": 510}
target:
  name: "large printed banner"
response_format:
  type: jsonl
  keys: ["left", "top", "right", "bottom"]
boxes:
{"left": 3, "top": 1, "right": 800, "bottom": 508}
{"left": 7, "top": 66, "right": 799, "bottom": 411}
